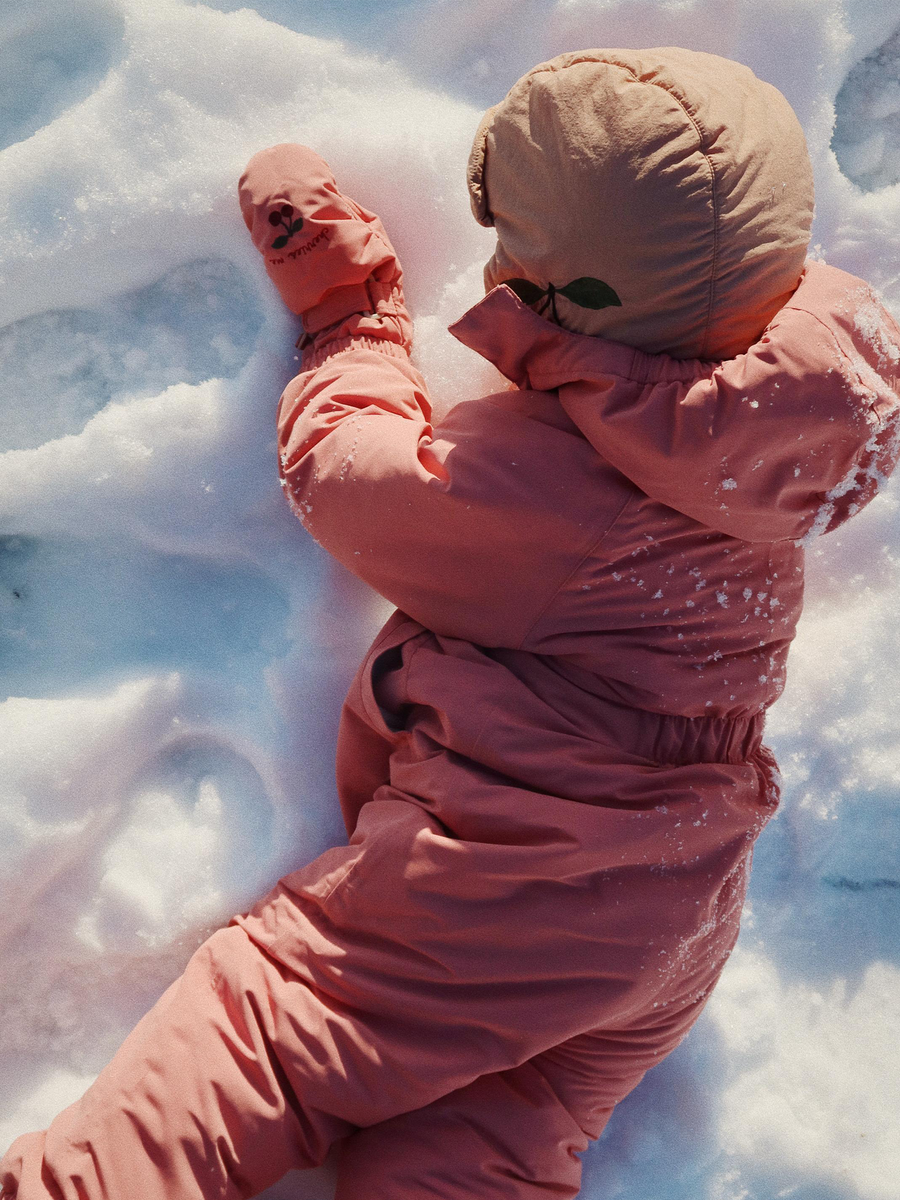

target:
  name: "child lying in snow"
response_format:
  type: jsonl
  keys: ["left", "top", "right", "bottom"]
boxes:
{"left": 4, "top": 46, "right": 900, "bottom": 1200}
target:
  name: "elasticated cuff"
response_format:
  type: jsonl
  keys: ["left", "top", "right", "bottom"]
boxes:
{"left": 301, "top": 333, "right": 411, "bottom": 372}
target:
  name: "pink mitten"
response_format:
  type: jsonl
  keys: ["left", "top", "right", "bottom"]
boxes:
{"left": 238, "top": 143, "right": 411, "bottom": 350}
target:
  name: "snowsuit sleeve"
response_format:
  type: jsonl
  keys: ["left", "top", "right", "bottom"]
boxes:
{"left": 239, "top": 144, "right": 612, "bottom": 647}
{"left": 552, "top": 266, "right": 900, "bottom": 544}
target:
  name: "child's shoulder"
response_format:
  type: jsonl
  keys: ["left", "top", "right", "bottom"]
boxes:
{"left": 773, "top": 260, "right": 900, "bottom": 389}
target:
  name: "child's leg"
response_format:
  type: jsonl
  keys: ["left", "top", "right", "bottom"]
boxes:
{"left": 1, "top": 924, "right": 355, "bottom": 1200}
{"left": 333, "top": 1004, "right": 709, "bottom": 1200}
{"left": 0, "top": 801, "right": 615, "bottom": 1199}
{"left": 1, "top": 789, "right": 739, "bottom": 1200}
{"left": 335, "top": 1065, "right": 593, "bottom": 1200}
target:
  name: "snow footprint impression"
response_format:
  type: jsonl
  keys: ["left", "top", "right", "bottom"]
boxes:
{"left": 0, "top": 289, "right": 287, "bottom": 1036}
{"left": 833, "top": 22, "right": 900, "bottom": 193}
{"left": 0, "top": 286, "right": 287, "bottom": 928}
{"left": 0, "top": 259, "right": 292, "bottom": 700}
{"left": 0, "top": 3, "right": 308, "bottom": 1124}
{"left": 0, "top": 257, "right": 263, "bottom": 451}
{"left": 0, "top": 1, "right": 124, "bottom": 153}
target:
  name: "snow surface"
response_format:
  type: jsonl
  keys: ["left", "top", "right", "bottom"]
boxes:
{"left": 1, "top": 1, "right": 899, "bottom": 1198}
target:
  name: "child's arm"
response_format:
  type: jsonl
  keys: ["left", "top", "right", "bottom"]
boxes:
{"left": 239, "top": 145, "right": 613, "bottom": 646}
{"left": 552, "top": 265, "right": 900, "bottom": 544}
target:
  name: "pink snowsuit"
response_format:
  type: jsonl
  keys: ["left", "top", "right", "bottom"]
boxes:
{"left": 4, "top": 52, "right": 900, "bottom": 1200}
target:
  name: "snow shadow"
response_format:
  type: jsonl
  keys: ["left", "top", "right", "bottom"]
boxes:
{"left": 0, "top": 2, "right": 124, "bottom": 152}
{"left": 0, "top": 257, "right": 263, "bottom": 452}
{"left": 579, "top": 1006, "right": 860, "bottom": 1200}
{"left": 833, "top": 22, "right": 900, "bottom": 192}
{"left": 747, "top": 786, "right": 900, "bottom": 989}
{"left": 66, "top": 734, "right": 281, "bottom": 956}
{"left": 128, "top": 736, "right": 276, "bottom": 871}
{"left": 0, "top": 535, "right": 290, "bottom": 697}
{"left": 196, "top": 0, "right": 418, "bottom": 50}
{"left": 579, "top": 1018, "right": 725, "bottom": 1200}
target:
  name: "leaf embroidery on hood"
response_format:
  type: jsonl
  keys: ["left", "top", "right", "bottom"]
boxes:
{"left": 269, "top": 203, "right": 304, "bottom": 249}
{"left": 505, "top": 277, "right": 622, "bottom": 323}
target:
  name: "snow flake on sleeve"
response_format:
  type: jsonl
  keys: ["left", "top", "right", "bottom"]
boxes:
{"left": 853, "top": 289, "right": 900, "bottom": 373}
{"left": 799, "top": 404, "right": 900, "bottom": 546}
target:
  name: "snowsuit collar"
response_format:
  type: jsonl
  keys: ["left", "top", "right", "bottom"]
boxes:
{"left": 449, "top": 260, "right": 900, "bottom": 544}
{"left": 449, "top": 281, "right": 712, "bottom": 391}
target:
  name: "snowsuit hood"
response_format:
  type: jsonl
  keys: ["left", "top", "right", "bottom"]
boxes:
{"left": 468, "top": 48, "right": 815, "bottom": 360}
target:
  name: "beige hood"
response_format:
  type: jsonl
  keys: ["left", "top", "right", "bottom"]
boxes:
{"left": 468, "top": 48, "right": 815, "bottom": 360}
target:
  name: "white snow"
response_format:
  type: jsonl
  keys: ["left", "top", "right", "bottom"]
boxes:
{"left": 1, "top": 2, "right": 900, "bottom": 1199}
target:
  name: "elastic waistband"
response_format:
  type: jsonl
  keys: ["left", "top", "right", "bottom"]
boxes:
{"left": 489, "top": 648, "right": 766, "bottom": 768}
{"left": 626, "top": 704, "right": 765, "bottom": 767}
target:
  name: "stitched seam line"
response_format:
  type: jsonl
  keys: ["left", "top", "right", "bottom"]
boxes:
{"left": 521, "top": 56, "right": 720, "bottom": 358}
{"left": 515, "top": 490, "right": 636, "bottom": 651}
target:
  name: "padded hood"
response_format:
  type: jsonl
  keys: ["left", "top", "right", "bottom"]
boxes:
{"left": 468, "top": 48, "right": 815, "bottom": 361}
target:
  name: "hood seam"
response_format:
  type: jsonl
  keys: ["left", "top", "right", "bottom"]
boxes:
{"left": 515, "top": 491, "right": 637, "bottom": 652}
{"left": 482, "top": 53, "right": 722, "bottom": 357}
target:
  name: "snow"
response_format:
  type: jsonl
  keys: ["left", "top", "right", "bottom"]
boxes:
{"left": 1, "top": 1, "right": 899, "bottom": 1198}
